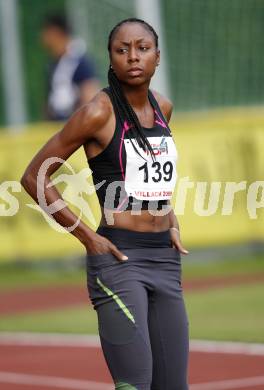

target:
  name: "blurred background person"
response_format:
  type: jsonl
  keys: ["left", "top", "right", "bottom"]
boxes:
{"left": 41, "top": 14, "right": 100, "bottom": 121}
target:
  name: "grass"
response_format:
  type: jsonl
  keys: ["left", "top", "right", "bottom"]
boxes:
{"left": 181, "top": 253, "right": 264, "bottom": 279}
{"left": 0, "top": 253, "right": 263, "bottom": 292}
{"left": 0, "top": 263, "right": 85, "bottom": 291}
{"left": 184, "top": 282, "right": 264, "bottom": 343}
{"left": 0, "top": 304, "right": 98, "bottom": 334}
{"left": 0, "top": 253, "right": 263, "bottom": 343}
{"left": 0, "top": 282, "right": 263, "bottom": 343}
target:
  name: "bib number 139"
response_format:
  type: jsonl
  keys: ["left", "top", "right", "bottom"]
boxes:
{"left": 139, "top": 160, "right": 173, "bottom": 183}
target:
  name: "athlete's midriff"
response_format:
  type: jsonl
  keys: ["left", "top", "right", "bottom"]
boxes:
{"left": 99, "top": 204, "right": 172, "bottom": 232}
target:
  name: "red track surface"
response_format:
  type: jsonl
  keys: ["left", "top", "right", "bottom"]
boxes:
{"left": 1, "top": 274, "right": 264, "bottom": 389}
{"left": 1, "top": 273, "right": 264, "bottom": 315}
{"left": 0, "top": 343, "right": 264, "bottom": 389}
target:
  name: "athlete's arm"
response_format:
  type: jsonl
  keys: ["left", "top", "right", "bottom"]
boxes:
{"left": 151, "top": 89, "right": 173, "bottom": 122}
{"left": 20, "top": 92, "right": 128, "bottom": 261}
{"left": 167, "top": 204, "right": 189, "bottom": 254}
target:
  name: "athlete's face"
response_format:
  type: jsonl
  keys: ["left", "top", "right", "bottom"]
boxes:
{"left": 109, "top": 23, "right": 160, "bottom": 86}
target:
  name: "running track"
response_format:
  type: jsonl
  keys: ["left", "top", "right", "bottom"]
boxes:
{"left": 0, "top": 333, "right": 264, "bottom": 390}
{"left": 1, "top": 273, "right": 264, "bottom": 315}
{"left": 1, "top": 274, "right": 264, "bottom": 389}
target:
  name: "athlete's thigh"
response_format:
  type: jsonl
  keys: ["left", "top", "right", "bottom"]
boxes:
{"left": 148, "top": 252, "right": 189, "bottom": 390}
{"left": 86, "top": 252, "right": 153, "bottom": 389}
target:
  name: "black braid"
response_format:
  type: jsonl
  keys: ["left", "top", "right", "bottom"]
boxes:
{"left": 107, "top": 18, "right": 160, "bottom": 163}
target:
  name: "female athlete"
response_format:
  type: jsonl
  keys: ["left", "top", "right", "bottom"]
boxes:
{"left": 21, "top": 17, "right": 190, "bottom": 390}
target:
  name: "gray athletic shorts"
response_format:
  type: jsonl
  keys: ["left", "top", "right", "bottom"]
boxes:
{"left": 86, "top": 226, "right": 189, "bottom": 390}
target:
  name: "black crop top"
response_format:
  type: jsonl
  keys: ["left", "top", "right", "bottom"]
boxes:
{"left": 87, "top": 86, "right": 177, "bottom": 211}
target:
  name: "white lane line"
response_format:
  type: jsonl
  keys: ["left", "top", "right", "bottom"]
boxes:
{"left": 0, "top": 333, "right": 264, "bottom": 355}
{"left": 0, "top": 371, "right": 113, "bottom": 390}
{"left": 190, "top": 339, "right": 264, "bottom": 356}
{"left": 0, "top": 332, "right": 100, "bottom": 347}
{"left": 1, "top": 372, "right": 264, "bottom": 390}
{"left": 190, "top": 375, "right": 264, "bottom": 389}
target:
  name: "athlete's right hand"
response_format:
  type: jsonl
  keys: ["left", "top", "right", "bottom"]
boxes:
{"left": 85, "top": 234, "right": 128, "bottom": 262}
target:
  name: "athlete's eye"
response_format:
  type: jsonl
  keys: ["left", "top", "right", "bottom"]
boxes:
{"left": 117, "top": 48, "right": 128, "bottom": 53}
{"left": 139, "top": 46, "right": 149, "bottom": 51}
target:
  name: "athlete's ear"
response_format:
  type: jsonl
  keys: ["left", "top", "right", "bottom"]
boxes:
{"left": 156, "top": 49, "right": 160, "bottom": 67}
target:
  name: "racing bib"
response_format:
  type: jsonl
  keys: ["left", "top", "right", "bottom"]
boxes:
{"left": 124, "top": 135, "right": 178, "bottom": 200}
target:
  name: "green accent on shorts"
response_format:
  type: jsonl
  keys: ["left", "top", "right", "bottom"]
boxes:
{"left": 115, "top": 381, "right": 138, "bottom": 389}
{"left": 96, "top": 276, "right": 135, "bottom": 323}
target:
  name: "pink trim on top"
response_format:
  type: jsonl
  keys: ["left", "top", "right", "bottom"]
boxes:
{"left": 116, "top": 120, "right": 131, "bottom": 212}
{"left": 116, "top": 194, "right": 129, "bottom": 212}
{"left": 119, "top": 120, "right": 130, "bottom": 180}
{"left": 154, "top": 109, "right": 167, "bottom": 128}
{"left": 119, "top": 112, "right": 167, "bottom": 182}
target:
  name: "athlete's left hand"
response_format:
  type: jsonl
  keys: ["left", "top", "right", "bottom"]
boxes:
{"left": 169, "top": 227, "right": 189, "bottom": 255}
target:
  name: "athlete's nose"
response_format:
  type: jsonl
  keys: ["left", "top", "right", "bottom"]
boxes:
{"left": 127, "top": 46, "right": 139, "bottom": 63}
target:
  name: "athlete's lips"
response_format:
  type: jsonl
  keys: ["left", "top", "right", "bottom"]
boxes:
{"left": 127, "top": 67, "right": 143, "bottom": 75}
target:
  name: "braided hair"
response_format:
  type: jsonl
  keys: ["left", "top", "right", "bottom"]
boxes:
{"left": 107, "top": 18, "right": 159, "bottom": 163}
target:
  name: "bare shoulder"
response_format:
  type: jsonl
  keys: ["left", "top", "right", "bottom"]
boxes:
{"left": 77, "top": 88, "right": 113, "bottom": 130}
{"left": 150, "top": 89, "right": 173, "bottom": 123}
{"left": 56, "top": 88, "right": 114, "bottom": 147}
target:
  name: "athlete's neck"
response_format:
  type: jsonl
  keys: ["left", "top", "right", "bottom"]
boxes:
{"left": 121, "top": 83, "right": 150, "bottom": 110}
